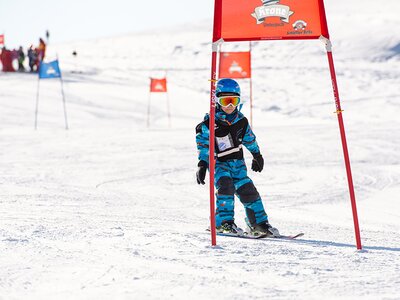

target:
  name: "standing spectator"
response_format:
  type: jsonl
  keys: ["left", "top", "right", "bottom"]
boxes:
{"left": 28, "top": 46, "right": 38, "bottom": 72}
{"left": 17, "top": 46, "right": 25, "bottom": 71}
{"left": 37, "top": 38, "right": 46, "bottom": 62}
{"left": 35, "top": 38, "right": 47, "bottom": 70}
{"left": 11, "top": 48, "right": 19, "bottom": 62}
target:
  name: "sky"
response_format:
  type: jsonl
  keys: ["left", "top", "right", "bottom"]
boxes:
{"left": 0, "top": 0, "right": 214, "bottom": 48}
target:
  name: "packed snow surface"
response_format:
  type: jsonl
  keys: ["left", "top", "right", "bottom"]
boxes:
{"left": 1, "top": 0, "right": 399, "bottom": 299}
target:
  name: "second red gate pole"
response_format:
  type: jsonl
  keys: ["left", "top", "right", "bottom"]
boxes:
{"left": 322, "top": 37, "right": 362, "bottom": 250}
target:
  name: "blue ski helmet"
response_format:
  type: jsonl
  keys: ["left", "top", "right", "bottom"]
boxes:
{"left": 215, "top": 78, "right": 240, "bottom": 97}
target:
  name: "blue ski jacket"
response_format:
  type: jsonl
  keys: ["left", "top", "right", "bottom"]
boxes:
{"left": 195, "top": 109, "right": 260, "bottom": 164}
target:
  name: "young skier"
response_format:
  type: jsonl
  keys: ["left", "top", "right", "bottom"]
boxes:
{"left": 195, "top": 78, "right": 279, "bottom": 237}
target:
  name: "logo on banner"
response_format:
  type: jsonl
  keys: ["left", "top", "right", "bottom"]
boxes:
{"left": 287, "top": 20, "right": 313, "bottom": 35}
{"left": 229, "top": 61, "right": 247, "bottom": 77}
{"left": 251, "top": 0, "right": 294, "bottom": 25}
{"left": 46, "top": 66, "right": 57, "bottom": 75}
{"left": 292, "top": 20, "right": 307, "bottom": 31}
{"left": 155, "top": 83, "right": 164, "bottom": 91}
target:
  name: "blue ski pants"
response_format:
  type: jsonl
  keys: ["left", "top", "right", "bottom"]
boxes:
{"left": 215, "top": 159, "right": 268, "bottom": 227}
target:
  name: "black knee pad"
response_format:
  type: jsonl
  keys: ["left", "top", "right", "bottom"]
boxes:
{"left": 237, "top": 182, "right": 260, "bottom": 203}
{"left": 217, "top": 177, "right": 235, "bottom": 195}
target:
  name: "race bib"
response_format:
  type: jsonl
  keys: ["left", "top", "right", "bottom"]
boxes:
{"left": 216, "top": 134, "right": 234, "bottom": 151}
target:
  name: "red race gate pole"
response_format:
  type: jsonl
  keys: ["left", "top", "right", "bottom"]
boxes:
{"left": 209, "top": 41, "right": 223, "bottom": 246}
{"left": 209, "top": 50, "right": 217, "bottom": 246}
{"left": 321, "top": 37, "right": 362, "bottom": 250}
{"left": 249, "top": 42, "right": 253, "bottom": 127}
{"left": 208, "top": 0, "right": 223, "bottom": 246}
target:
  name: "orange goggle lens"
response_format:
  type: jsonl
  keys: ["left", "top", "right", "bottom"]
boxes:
{"left": 217, "top": 96, "right": 240, "bottom": 107}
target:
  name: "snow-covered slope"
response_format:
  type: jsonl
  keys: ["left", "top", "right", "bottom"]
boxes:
{"left": 1, "top": 0, "right": 399, "bottom": 299}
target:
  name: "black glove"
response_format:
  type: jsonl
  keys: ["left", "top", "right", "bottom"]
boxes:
{"left": 196, "top": 160, "right": 208, "bottom": 185}
{"left": 251, "top": 153, "right": 264, "bottom": 172}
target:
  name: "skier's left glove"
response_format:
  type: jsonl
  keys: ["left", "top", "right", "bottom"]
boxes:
{"left": 196, "top": 160, "right": 208, "bottom": 185}
{"left": 251, "top": 152, "right": 264, "bottom": 172}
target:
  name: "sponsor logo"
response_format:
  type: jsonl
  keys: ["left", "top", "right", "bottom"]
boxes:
{"left": 228, "top": 61, "right": 248, "bottom": 77}
{"left": 287, "top": 19, "right": 313, "bottom": 35}
{"left": 292, "top": 20, "right": 307, "bottom": 31}
{"left": 252, "top": 0, "right": 294, "bottom": 25}
{"left": 155, "top": 83, "right": 164, "bottom": 91}
{"left": 229, "top": 61, "right": 243, "bottom": 74}
{"left": 46, "top": 66, "right": 57, "bottom": 75}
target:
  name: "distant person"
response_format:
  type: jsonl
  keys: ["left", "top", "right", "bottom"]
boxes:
{"left": 28, "top": 46, "right": 38, "bottom": 72}
{"left": 37, "top": 38, "right": 46, "bottom": 62}
{"left": 17, "top": 46, "right": 25, "bottom": 71}
{"left": 11, "top": 48, "right": 19, "bottom": 61}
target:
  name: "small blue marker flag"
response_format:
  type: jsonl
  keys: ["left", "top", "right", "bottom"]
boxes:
{"left": 39, "top": 60, "right": 62, "bottom": 79}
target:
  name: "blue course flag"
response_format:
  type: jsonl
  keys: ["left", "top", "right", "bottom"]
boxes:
{"left": 39, "top": 60, "right": 62, "bottom": 79}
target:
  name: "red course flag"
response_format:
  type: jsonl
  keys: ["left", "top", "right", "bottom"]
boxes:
{"left": 0, "top": 34, "right": 4, "bottom": 45}
{"left": 219, "top": 52, "right": 251, "bottom": 79}
{"left": 150, "top": 78, "right": 167, "bottom": 93}
{"left": 214, "top": 0, "right": 329, "bottom": 42}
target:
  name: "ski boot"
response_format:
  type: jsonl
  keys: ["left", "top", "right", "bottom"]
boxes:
{"left": 216, "top": 220, "right": 244, "bottom": 235}
{"left": 246, "top": 219, "right": 281, "bottom": 237}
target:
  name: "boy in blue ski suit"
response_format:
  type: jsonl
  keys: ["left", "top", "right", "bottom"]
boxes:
{"left": 195, "top": 78, "right": 279, "bottom": 236}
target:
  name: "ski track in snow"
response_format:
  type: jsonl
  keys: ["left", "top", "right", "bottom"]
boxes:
{"left": 1, "top": 122, "right": 399, "bottom": 299}
{"left": 1, "top": 0, "right": 400, "bottom": 298}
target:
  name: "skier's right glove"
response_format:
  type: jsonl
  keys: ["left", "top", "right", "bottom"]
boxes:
{"left": 196, "top": 160, "right": 208, "bottom": 185}
{"left": 251, "top": 152, "right": 264, "bottom": 172}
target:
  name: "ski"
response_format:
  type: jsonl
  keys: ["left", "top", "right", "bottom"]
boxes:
{"left": 216, "top": 232, "right": 269, "bottom": 239}
{"left": 207, "top": 229, "right": 304, "bottom": 240}
{"left": 265, "top": 232, "right": 304, "bottom": 240}
{"left": 216, "top": 232, "right": 304, "bottom": 240}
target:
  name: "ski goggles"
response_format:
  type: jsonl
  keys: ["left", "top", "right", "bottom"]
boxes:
{"left": 217, "top": 96, "right": 241, "bottom": 107}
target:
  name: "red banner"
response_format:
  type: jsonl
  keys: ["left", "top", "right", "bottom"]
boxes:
{"left": 214, "top": 0, "right": 329, "bottom": 42}
{"left": 219, "top": 52, "right": 251, "bottom": 79}
{"left": 0, "top": 34, "right": 4, "bottom": 45}
{"left": 0, "top": 48, "right": 15, "bottom": 72}
{"left": 150, "top": 78, "right": 167, "bottom": 93}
